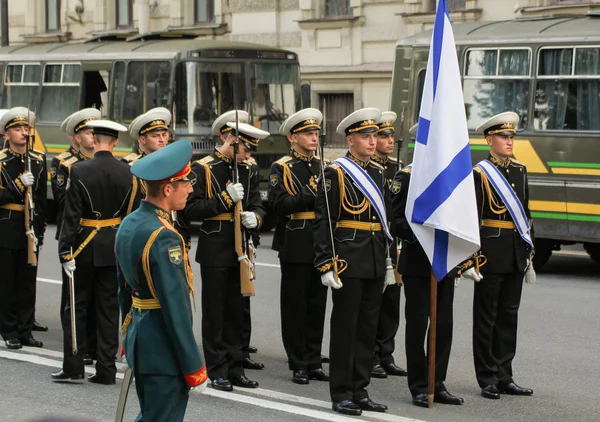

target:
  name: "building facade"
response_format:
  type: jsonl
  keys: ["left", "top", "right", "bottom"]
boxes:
{"left": 2, "top": 0, "right": 599, "bottom": 143}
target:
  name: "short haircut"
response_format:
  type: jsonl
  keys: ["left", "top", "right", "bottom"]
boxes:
{"left": 145, "top": 182, "right": 167, "bottom": 198}
{"left": 94, "top": 133, "right": 117, "bottom": 145}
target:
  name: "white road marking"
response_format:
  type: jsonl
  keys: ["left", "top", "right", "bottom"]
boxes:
{"left": 554, "top": 250, "right": 588, "bottom": 258}
{"left": 0, "top": 347, "right": 425, "bottom": 422}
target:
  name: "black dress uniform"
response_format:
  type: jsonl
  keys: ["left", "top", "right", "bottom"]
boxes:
{"left": 314, "top": 151, "right": 390, "bottom": 406}
{"left": 269, "top": 148, "right": 328, "bottom": 380}
{"left": 0, "top": 143, "right": 46, "bottom": 347}
{"left": 473, "top": 154, "right": 533, "bottom": 392}
{"left": 50, "top": 146, "right": 76, "bottom": 239}
{"left": 183, "top": 146, "right": 266, "bottom": 386}
{"left": 370, "top": 153, "right": 406, "bottom": 376}
{"left": 391, "top": 166, "right": 463, "bottom": 407}
{"left": 57, "top": 126, "right": 133, "bottom": 382}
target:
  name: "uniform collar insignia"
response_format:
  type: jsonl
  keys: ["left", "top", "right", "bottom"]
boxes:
{"left": 8, "top": 148, "right": 25, "bottom": 158}
{"left": 78, "top": 150, "right": 90, "bottom": 160}
{"left": 154, "top": 207, "right": 172, "bottom": 222}
{"left": 214, "top": 148, "right": 232, "bottom": 163}
{"left": 347, "top": 152, "right": 369, "bottom": 168}
{"left": 292, "top": 148, "right": 312, "bottom": 162}
{"left": 489, "top": 154, "right": 510, "bottom": 168}
{"left": 371, "top": 154, "right": 387, "bottom": 166}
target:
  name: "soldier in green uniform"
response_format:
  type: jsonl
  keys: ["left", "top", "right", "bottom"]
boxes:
{"left": 116, "top": 140, "right": 207, "bottom": 422}
{"left": 370, "top": 111, "right": 407, "bottom": 379}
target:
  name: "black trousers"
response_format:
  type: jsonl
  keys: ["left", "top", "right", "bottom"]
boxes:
{"left": 0, "top": 248, "right": 36, "bottom": 341}
{"left": 59, "top": 267, "right": 97, "bottom": 358}
{"left": 280, "top": 261, "right": 327, "bottom": 371}
{"left": 62, "top": 265, "right": 119, "bottom": 379}
{"left": 403, "top": 276, "right": 455, "bottom": 395}
{"left": 373, "top": 284, "right": 401, "bottom": 367}
{"left": 329, "top": 276, "right": 384, "bottom": 403}
{"left": 473, "top": 271, "right": 524, "bottom": 387}
{"left": 242, "top": 297, "right": 252, "bottom": 358}
{"left": 200, "top": 265, "right": 245, "bottom": 379}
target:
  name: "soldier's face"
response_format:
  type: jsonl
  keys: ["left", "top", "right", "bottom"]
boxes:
{"left": 487, "top": 134, "right": 514, "bottom": 160}
{"left": 376, "top": 133, "right": 395, "bottom": 155}
{"left": 291, "top": 130, "right": 319, "bottom": 155}
{"left": 76, "top": 128, "right": 95, "bottom": 151}
{"left": 167, "top": 180, "right": 193, "bottom": 211}
{"left": 6, "top": 125, "right": 29, "bottom": 146}
{"left": 347, "top": 131, "right": 376, "bottom": 161}
{"left": 141, "top": 129, "right": 168, "bottom": 153}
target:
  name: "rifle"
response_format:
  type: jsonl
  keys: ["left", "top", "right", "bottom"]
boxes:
{"left": 24, "top": 109, "right": 37, "bottom": 266}
{"left": 318, "top": 100, "right": 341, "bottom": 284}
{"left": 232, "top": 109, "right": 255, "bottom": 296}
{"left": 396, "top": 107, "right": 405, "bottom": 167}
{"left": 68, "top": 247, "right": 78, "bottom": 355}
{"left": 169, "top": 100, "right": 177, "bottom": 144}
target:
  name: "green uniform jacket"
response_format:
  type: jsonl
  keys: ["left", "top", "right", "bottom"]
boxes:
{"left": 116, "top": 200, "right": 206, "bottom": 387}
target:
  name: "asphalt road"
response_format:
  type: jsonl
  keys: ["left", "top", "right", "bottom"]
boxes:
{"left": 1, "top": 225, "right": 599, "bottom": 422}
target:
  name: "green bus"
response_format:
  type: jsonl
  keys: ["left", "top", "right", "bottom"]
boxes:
{"left": 0, "top": 32, "right": 302, "bottom": 229}
{"left": 392, "top": 14, "right": 600, "bottom": 268}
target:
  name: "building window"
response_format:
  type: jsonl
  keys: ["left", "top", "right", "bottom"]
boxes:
{"left": 319, "top": 93, "right": 354, "bottom": 147}
{"left": 116, "top": 0, "right": 132, "bottom": 28}
{"left": 430, "top": 0, "right": 466, "bottom": 12}
{"left": 326, "top": 0, "right": 351, "bottom": 17}
{"left": 195, "top": 0, "right": 215, "bottom": 23}
{"left": 46, "top": 0, "right": 60, "bottom": 32}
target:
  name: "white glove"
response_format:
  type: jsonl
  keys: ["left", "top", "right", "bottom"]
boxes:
{"left": 226, "top": 183, "right": 244, "bottom": 203}
{"left": 189, "top": 379, "right": 209, "bottom": 395}
{"left": 19, "top": 172, "right": 34, "bottom": 187}
{"left": 397, "top": 240, "right": 403, "bottom": 251}
{"left": 525, "top": 260, "right": 536, "bottom": 284}
{"left": 321, "top": 270, "right": 342, "bottom": 289}
{"left": 241, "top": 211, "right": 258, "bottom": 229}
{"left": 62, "top": 259, "right": 76, "bottom": 276}
{"left": 462, "top": 267, "right": 483, "bottom": 282}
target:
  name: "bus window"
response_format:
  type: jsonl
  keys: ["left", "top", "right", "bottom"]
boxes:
{"left": 122, "top": 61, "right": 171, "bottom": 123}
{"left": 110, "top": 61, "right": 126, "bottom": 121}
{"left": 413, "top": 69, "right": 426, "bottom": 125}
{"left": 250, "top": 63, "right": 298, "bottom": 133}
{"left": 2, "top": 63, "right": 41, "bottom": 108}
{"left": 39, "top": 63, "right": 81, "bottom": 122}
{"left": 173, "top": 61, "right": 247, "bottom": 136}
{"left": 536, "top": 47, "right": 600, "bottom": 131}
{"left": 463, "top": 48, "right": 530, "bottom": 130}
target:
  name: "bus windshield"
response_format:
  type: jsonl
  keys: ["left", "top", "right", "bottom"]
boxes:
{"left": 173, "top": 60, "right": 299, "bottom": 137}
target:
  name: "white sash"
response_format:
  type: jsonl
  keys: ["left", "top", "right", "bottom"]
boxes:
{"left": 334, "top": 156, "right": 393, "bottom": 242}
{"left": 476, "top": 160, "right": 533, "bottom": 248}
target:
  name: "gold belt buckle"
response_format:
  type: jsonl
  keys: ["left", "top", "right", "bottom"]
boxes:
{"left": 370, "top": 222, "right": 377, "bottom": 231}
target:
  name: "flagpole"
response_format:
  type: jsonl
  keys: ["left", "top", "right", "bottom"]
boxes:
{"left": 428, "top": 268, "right": 438, "bottom": 408}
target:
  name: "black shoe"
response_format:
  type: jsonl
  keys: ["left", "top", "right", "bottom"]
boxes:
{"left": 481, "top": 384, "right": 500, "bottom": 399}
{"left": 383, "top": 363, "right": 408, "bottom": 376}
{"left": 230, "top": 374, "right": 259, "bottom": 388}
{"left": 412, "top": 393, "right": 429, "bottom": 408}
{"left": 499, "top": 382, "right": 533, "bottom": 396}
{"left": 5, "top": 339, "right": 22, "bottom": 350}
{"left": 245, "top": 345, "right": 258, "bottom": 354}
{"left": 435, "top": 390, "right": 464, "bottom": 405}
{"left": 88, "top": 374, "right": 116, "bottom": 385}
{"left": 19, "top": 337, "right": 43, "bottom": 348}
{"left": 332, "top": 400, "right": 362, "bottom": 416}
{"left": 292, "top": 369, "right": 309, "bottom": 385}
{"left": 51, "top": 370, "right": 84, "bottom": 383}
{"left": 370, "top": 364, "right": 388, "bottom": 379}
{"left": 242, "top": 357, "right": 265, "bottom": 370}
{"left": 83, "top": 354, "right": 94, "bottom": 365}
{"left": 356, "top": 398, "right": 388, "bottom": 412}
{"left": 211, "top": 377, "right": 233, "bottom": 392}
{"left": 321, "top": 355, "right": 329, "bottom": 363}
{"left": 308, "top": 368, "right": 329, "bottom": 382}
{"left": 32, "top": 320, "right": 48, "bottom": 332}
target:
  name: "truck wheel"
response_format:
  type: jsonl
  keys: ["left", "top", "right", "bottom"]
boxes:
{"left": 583, "top": 243, "right": 600, "bottom": 264}
{"left": 533, "top": 239, "right": 554, "bottom": 271}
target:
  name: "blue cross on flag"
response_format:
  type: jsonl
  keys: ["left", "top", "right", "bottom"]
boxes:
{"left": 405, "top": 0, "right": 481, "bottom": 281}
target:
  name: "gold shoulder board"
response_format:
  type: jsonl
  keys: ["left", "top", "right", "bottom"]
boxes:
{"left": 61, "top": 156, "right": 79, "bottom": 168}
{"left": 196, "top": 155, "right": 213, "bottom": 165}
{"left": 0, "top": 149, "right": 6, "bottom": 161}
{"left": 29, "top": 151, "right": 44, "bottom": 161}
{"left": 275, "top": 155, "right": 292, "bottom": 166}
{"left": 401, "top": 166, "right": 412, "bottom": 174}
{"left": 509, "top": 158, "right": 525, "bottom": 166}
{"left": 56, "top": 151, "right": 71, "bottom": 161}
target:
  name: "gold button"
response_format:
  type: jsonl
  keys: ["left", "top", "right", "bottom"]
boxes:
{"left": 511, "top": 183, "right": 515, "bottom": 187}
{"left": 372, "top": 216, "right": 376, "bottom": 220}
{"left": 308, "top": 164, "right": 311, "bottom": 167}
{"left": 379, "top": 170, "right": 382, "bottom": 174}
